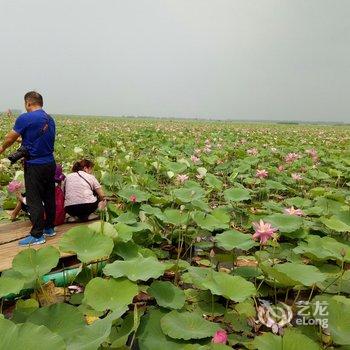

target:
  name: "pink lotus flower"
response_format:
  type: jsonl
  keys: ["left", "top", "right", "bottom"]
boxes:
{"left": 277, "top": 165, "right": 284, "bottom": 173}
{"left": 252, "top": 220, "right": 278, "bottom": 244}
{"left": 212, "top": 330, "right": 228, "bottom": 344}
{"left": 256, "top": 169, "right": 268, "bottom": 179}
{"left": 306, "top": 149, "right": 319, "bottom": 163}
{"left": 7, "top": 180, "right": 23, "bottom": 193}
{"left": 291, "top": 173, "right": 303, "bottom": 181}
{"left": 306, "top": 148, "right": 318, "bottom": 158}
{"left": 130, "top": 194, "right": 137, "bottom": 203}
{"left": 284, "top": 206, "right": 304, "bottom": 216}
{"left": 176, "top": 174, "right": 189, "bottom": 183}
{"left": 284, "top": 152, "right": 301, "bottom": 163}
{"left": 247, "top": 148, "right": 258, "bottom": 156}
{"left": 191, "top": 155, "right": 200, "bottom": 164}
{"left": 203, "top": 146, "right": 211, "bottom": 154}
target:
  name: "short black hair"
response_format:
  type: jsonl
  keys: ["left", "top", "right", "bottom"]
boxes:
{"left": 24, "top": 91, "right": 43, "bottom": 107}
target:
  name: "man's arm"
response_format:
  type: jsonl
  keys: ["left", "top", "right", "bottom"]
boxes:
{"left": 0, "top": 130, "right": 21, "bottom": 155}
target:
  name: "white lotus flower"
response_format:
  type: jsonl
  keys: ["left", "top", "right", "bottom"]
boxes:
{"left": 74, "top": 146, "right": 83, "bottom": 154}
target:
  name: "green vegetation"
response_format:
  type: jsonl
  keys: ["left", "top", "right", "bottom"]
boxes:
{"left": 0, "top": 115, "right": 349, "bottom": 349}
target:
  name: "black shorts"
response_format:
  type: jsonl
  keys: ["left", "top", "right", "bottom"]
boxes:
{"left": 65, "top": 201, "right": 98, "bottom": 221}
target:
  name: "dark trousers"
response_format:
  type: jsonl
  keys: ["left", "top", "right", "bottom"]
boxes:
{"left": 24, "top": 162, "right": 56, "bottom": 238}
{"left": 65, "top": 201, "right": 98, "bottom": 221}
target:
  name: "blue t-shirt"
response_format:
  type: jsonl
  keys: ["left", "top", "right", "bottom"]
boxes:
{"left": 13, "top": 109, "right": 55, "bottom": 165}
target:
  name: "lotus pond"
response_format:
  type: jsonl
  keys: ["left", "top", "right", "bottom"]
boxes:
{"left": 0, "top": 115, "right": 350, "bottom": 349}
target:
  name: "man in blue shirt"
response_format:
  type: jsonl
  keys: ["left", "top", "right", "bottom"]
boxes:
{"left": 0, "top": 91, "right": 56, "bottom": 246}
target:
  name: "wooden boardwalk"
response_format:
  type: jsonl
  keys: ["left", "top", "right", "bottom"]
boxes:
{"left": 0, "top": 220, "right": 83, "bottom": 272}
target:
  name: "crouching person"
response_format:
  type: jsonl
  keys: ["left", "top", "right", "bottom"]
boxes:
{"left": 64, "top": 159, "right": 106, "bottom": 222}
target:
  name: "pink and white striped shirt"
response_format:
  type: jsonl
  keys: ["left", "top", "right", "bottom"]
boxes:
{"left": 64, "top": 171, "right": 101, "bottom": 207}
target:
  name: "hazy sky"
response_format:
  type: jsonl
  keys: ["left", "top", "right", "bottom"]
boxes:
{"left": 1, "top": 0, "right": 349, "bottom": 121}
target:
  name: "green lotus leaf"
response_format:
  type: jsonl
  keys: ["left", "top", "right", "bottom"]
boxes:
{"left": 163, "top": 209, "right": 189, "bottom": 226}
{"left": 115, "top": 211, "right": 137, "bottom": 224}
{"left": 264, "top": 214, "right": 302, "bottom": 233}
{"left": 205, "top": 173, "right": 223, "bottom": 190}
{"left": 273, "top": 263, "right": 326, "bottom": 287}
{"left": 259, "top": 261, "right": 299, "bottom": 287}
{"left": 27, "top": 303, "right": 85, "bottom": 342}
{"left": 266, "top": 180, "right": 286, "bottom": 191}
{"left": 215, "top": 230, "right": 256, "bottom": 251}
{"left": 201, "top": 270, "right": 256, "bottom": 302}
{"left": 83, "top": 277, "right": 137, "bottom": 311}
{"left": 59, "top": 225, "right": 114, "bottom": 263}
{"left": 114, "top": 241, "right": 142, "bottom": 260}
{"left": 336, "top": 211, "right": 350, "bottom": 226}
{"left": 103, "top": 256, "right": 167, "bottom": 281}
{"left": 114, "top": 222, "right": 134, "bottom": 242}
{"left": 0, "top": 318, "right": 66, "bottom": 349}
{"left": 12, "top": 246, "right": 60, "bottom": 280}
{"left": 166, "top": 162, "right": 188, "bottom": 174}
{"left": 303, "top": 206, "right": 324, "bottom": 216}
{"left": 233, "top": 162, "right": 251, "bottom": 174}
{"left": 224, "top": 188, "right": 251, "bottom": 202}
{"left": 148, "top": 281, "right": 186, "bottom": 309}
{"left": 11, "top": 298, "right": 39, "bottom": 323}
{"left": 67, "top": 310, "right": 123, "bottom": 350}
{"left": 211, "top": 207, "right": 231, "bottom": 223}
{"left": 0, "top": 276, "right": 25, "bottom": 298}
{"left": 16, "top": 298, "right": 39, "bottom": 311}
{"left": 316, "top": 270, "right": 350, "bottom": 294}
{"left": 235, "top": 266, "right": 262, "bottom": 279}
{"left": 101, "top": 172, "right": 123, "bottom": 188}
{"left": 284, "top": 197, "right": 312, "bottom": 208}
{"left": 234, "top": 299, "right": 256, "bottom": 317}
{"left": 252, "top": 332, "right": 282, "bottom": 350}
{"left": 191, "top": 199, "right": 211, "bottom": 212}
{"left": 252, "top": 328, "right": 320, "bottom": 350}
{"left": 309, "top": 187, "right": 326, "bottom": 198}
{"left": 140, "top": 204, "right": 166, "bottom": 220}
{"left": 182, "top": 267, "right": 211, "bottom": 289}
{"left": 185, "top": 267, "right": 255, "bottom": 301}
{"left": 173, "top": 187, "right": 205, "bottom": 203}
{"left": 160, "top": 311, "right": 220, "bottom": 340}
{"left": 320, "top": 295, "right": 350, "bottom": 345}
{"left": 314, "top": 197, "right": 344, "bottom": 215}
{"left": 110, "top": 312, "right": 135, "bottom": 348}
{"left": 118, "top": 187, "right": 151, "bottom": 202}
{"left": 89, "top": 221, "right": 118, "bottom": 239}
{"left": 262, "top": 200, "right": 284, "bottom": 212}
{"left": 293, "top": 235, "right": 350, "bottom": 262}
{"left": 321, "top": 214, "right": 350, "bottom": 232}
{"left": 137, "top": 308, "right": 186, "bottom": 350}
{"left": 192, "top": 211, "right": 229, "bottom": 231}
{"left": 194, "top": 301, "right": 226, "bottom": 317}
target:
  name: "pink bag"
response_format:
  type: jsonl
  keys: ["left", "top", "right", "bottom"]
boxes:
{"left": 54, "top": 186, "right": 66, "bottom": 226}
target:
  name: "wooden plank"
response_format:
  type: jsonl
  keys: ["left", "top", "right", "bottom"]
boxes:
{"left": 0, "top": 221, "right": 88, "bottom": 272}
{"left": 0, "top": 221, "right": 32, "bottom": 244}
